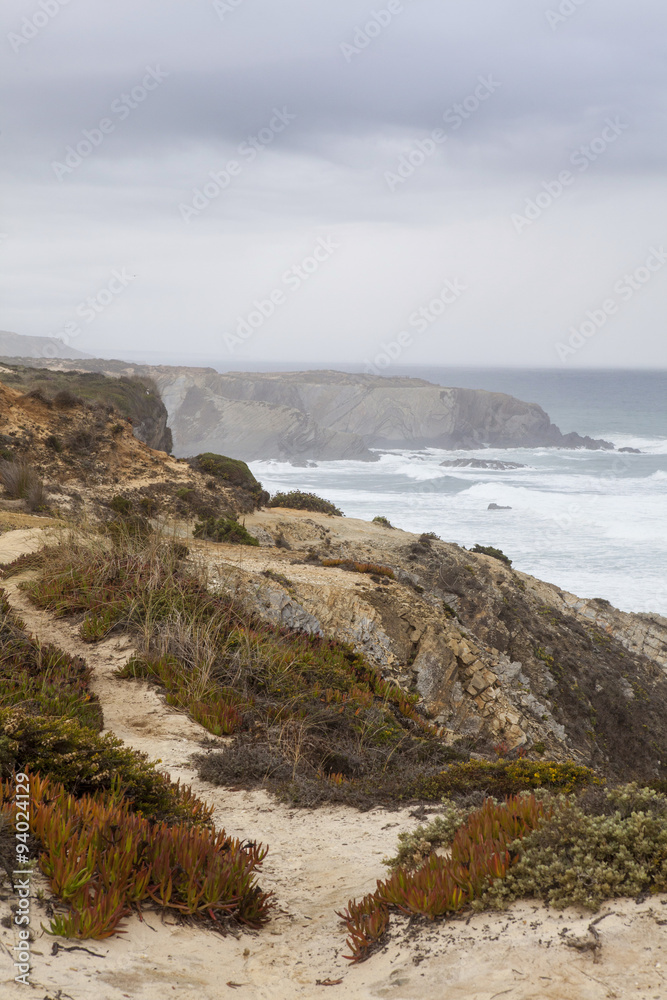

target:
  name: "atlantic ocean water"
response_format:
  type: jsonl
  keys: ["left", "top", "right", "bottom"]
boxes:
{"left": 249, "top": 368, "right": 667, "bottom": 617}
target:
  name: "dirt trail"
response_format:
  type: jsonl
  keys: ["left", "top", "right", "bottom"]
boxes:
{"left": 1, "top": 529, "right": 666, "bottom": 1000}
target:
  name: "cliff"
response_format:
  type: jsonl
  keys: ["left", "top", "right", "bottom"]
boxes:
{"left": 206, "top": 507, "right": 667, "bottom": 784}
{"left": 0, "top": 364, "right": 173, "bottom": 453}
{"left": 0, "top": 360, "right": 613, "bottom": 461}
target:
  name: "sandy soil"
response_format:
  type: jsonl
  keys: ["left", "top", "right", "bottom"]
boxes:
{"left": 1, "top": 527, "right": 666, "bottom": 1000}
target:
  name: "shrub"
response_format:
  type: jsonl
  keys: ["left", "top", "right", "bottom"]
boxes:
{"left": 109, "top": 495, "right": 133, "bottom": 516}
{"left": 479, "top": 784, "right": 667, "bottom": 912}
{"left": 0, "top": 591, "right": 102, "bottom": 730}
{"left": 53, "top": 389, "right": 83, "bottom": 409}
{"left": 372, "top": 516, "right": 394, "bottom": 528}
{"left": 409, "top": 760, "right": 597, "bottom": 800}
{"left": 0, "top": 460, "right": 48, "bottom": 511}
{"left": 193, "top": 517, "right": 259, "bottom": 546}
{"left": 471, "top": 544, "right": 512, "bottom": 567}
{"left": 45, "top": 435, "right": 62, "bottom": 452}
{"left": 268, "top": 491, "right": 343, "bottom": 516}
{"left": 0, "top": 708, "right": 210, "bottom": 824}
{"left": 190, "top": 453, "right": 264, "bottom": 498}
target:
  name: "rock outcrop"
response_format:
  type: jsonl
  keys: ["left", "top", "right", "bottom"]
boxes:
{"left": 196, "top": 508, "right": 667, "bottom": 785}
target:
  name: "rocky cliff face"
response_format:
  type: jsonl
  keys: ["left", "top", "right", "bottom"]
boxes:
{"left": 196, "top": 508, "right": 667, "bottom": 784}
{"left": 148, "top": 368, "right": 612, "bottom": 460}
{"left": 4, "top": 360, "right": 612, "bottom": 461}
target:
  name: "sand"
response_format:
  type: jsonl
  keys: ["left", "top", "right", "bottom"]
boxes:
{"left": 1, "top": 528, "right": 666, "bottom": 1000}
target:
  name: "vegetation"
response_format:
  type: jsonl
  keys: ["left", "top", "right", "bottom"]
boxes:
{"left": 0, "top": 460, "right": 47, "bottom": 511}
{"left": 372, "top": 516, "right": 393, "bottom": 528}
{"left": 193, "top": 516, "right": 259, "bottom": 546}
{"left": 0, "top": 773, "right": 271, "bottom": 939}
{"left": 342, "top": 781, "right": 667, "bottom": 961}
{"left": 321, "top": 558, "right": 395, "bottom": 579}
{"left": 471, "top": 544, "right": 512, "bottom": 567}
{"left": 268, "top": 491, "right": 343, "bottom": 516}
{"left": 339, "top": 794, "right": 549, "bottom": 961}
{"left": 0, "top": 366, "right": 169, "bottom": 440}
{"left": 479, "top": 783, "right": 667, "bottom": 911}
{"left": 0, "top": 574, "right": 271, "bottom": 939}
{"left": 12, "top": 527, "right": 602, "bottom": 812}
{"left": 0, "top": 592, "right": 102, "bottom": 730}
{"left": 189, "top": 453, "right": 265, "bottom": 502}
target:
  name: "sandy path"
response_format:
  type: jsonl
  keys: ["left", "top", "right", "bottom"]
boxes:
{"left": 1, "top": 529, "right": 666, "bottom": 1000}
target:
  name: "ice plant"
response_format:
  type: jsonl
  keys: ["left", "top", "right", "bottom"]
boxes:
{"left": 338, "top": 794, "right": 550, "bottom": 962}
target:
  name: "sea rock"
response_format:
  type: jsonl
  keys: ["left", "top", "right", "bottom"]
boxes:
{"left": 618, "top": 447, "right": 641, "bottom": 454}
{"left": 488, "top": 503, "right": 512, "bottom": 510}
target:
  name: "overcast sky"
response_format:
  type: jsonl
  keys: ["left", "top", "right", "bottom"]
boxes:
{"left": 2, "top": 0, "right": 667, "bottom": 368}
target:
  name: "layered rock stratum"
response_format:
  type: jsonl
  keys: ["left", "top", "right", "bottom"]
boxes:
{"left": 1, "top": 354, "right": 613, "bottom": 461}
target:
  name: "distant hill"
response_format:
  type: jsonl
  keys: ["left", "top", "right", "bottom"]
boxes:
{"left": 0, "top": 330, "right": 92, "bottom": 360}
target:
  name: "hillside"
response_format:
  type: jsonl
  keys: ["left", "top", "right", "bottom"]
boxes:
{"left": 0, "top": 377, "right": 262, "bottom": 519}
{"left": 0, "top": 363, "right": 172, "bottom": 452}
{"left": 0, "top": 330, "right": 91, "bottom": 360}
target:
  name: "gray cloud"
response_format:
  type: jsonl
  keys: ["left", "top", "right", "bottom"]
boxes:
{"left": 1, "top": 0, "right": 667, "bottom": 366}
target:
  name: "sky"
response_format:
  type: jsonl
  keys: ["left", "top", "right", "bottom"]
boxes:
{"left": 2, "top": 0, "right": 667, "bottom": 369}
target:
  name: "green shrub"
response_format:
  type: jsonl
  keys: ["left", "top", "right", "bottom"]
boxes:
{"left": 193, "top": 516, "right": 259, "bottom": 546}
{"left": 268, "top": 491, "right": 343, "bottom": 516}
{"left": 372, "top": 516, "right": 393, "bottom": 528}
{"left": 471, "top": 544, "right": 512, "bottom": 566}
{"left": 479, "top": 784, "right": 667, "bottom": 911}
{"left": 109, "top": 495, "right": 133, "bottom": 515}
{"left": 409, "top": 760, "right": 597, "bottom": 800}
{"left": 190, "top": 453, "right": 264, "bottom": 496}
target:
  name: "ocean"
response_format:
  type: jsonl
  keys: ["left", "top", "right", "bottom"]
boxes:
{"left": 248, "top": 367, "right": 667, "bottom": 618}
